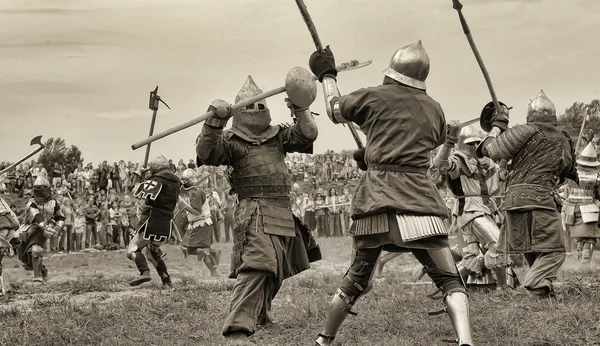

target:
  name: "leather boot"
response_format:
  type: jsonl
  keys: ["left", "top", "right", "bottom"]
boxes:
{"left": 129, "top": 252, "right": 152, "bottom": 286}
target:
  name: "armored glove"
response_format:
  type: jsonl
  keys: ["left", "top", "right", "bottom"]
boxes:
{"left": 445, "top": 120, "right": 462, "bottom": 146}
{"left": 352, "top": 147, "right": 367, "bottom": 171}
{"left": 205, "top": 99, "right": 232, "bottom": 128}
{"left": 492, "top": 107, "right": 509, "bottom": 132}
{"left": 309, "top": 46, "right": 338, "bottom": 82}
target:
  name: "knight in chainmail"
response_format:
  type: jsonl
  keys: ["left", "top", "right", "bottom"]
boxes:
{"left": 477, "top": 90, "right": 578, "bottom": 298}
{"left": 563, "top": 142, "right": 600, "bottom": 266}
{"left": 195, "top": 75, "right": 322, "bottom": 345}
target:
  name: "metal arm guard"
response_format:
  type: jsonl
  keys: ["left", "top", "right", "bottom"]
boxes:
{"left": 322, "top": 76, "right": 347, "bottom": 124}
{"left": 477, "top": 124, "right": 539, "bottom": 161}
{"left": 429, "top": 120, "right": 461, "bottom": 182}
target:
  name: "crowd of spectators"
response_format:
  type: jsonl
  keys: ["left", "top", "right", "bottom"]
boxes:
{"left": 0, "top": 151, "right": 364, "bottom": 253}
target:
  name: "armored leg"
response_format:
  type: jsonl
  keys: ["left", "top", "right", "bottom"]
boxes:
{"left": 30, "top": 245, "right": 45, "bottom": 285}
{"left": 147, "top": 245, "right": 172, "bottom": 287}
{"left": 412, "top": 247, "right": 473, "bottom": 346}
{"left": 181, "top": 246, "right": 189, "bottom": 258}
{"left": 315, "top": 247, "right": 381, "bottom": 346}
{"left": 580, "top": 241, "right": 595, "bottom": 265}
{"left": 126, "top": 239, "right": 152, "bottom": 286}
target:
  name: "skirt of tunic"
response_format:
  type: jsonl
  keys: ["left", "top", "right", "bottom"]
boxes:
{"left": 182, "top": 223, "right": 213, "bottom": 249}
{"left": 353, "top": 210, "right": 449, "bottom": 251}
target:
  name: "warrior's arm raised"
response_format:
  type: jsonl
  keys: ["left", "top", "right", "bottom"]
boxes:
{"left": 293, "top": 108, "right": 318, "bottom": 141}
{"left": 195, "top": 125, "right": 231, "bottom": 167}
{"left": 321, "top": 76, "right": 348, "bottom": 124}
{"left": 428, "top": 121, "right": 461, "bottom": 182}
{"left": 476, "top": 124, "right": 539, "bottom": 162}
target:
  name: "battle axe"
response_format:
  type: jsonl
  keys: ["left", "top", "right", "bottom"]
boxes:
{"left": 294, "top": 0, "right": 366, "bottom": 149}
{"left": 142, "top": 86, "right": 170, "bottom": 168}
{"left": 0, "top": 136, "right": 45, "bottom": 175}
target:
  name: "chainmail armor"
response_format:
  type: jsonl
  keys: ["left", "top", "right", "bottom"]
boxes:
{"left": 485, "top": 124, "right": 539, "bottom": 162}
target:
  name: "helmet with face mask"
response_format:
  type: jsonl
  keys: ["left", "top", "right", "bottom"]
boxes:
{"left": 231, "top": 76, "right": 279, "bottom": 141}
{"left": 462, "top": 136, "right": 482, "bottom": 157}
{"left": 148, "top": 155, "right": 170, "bottom": 175}
{"left": 33, "top": 175, "right": 52, "bottom": 202}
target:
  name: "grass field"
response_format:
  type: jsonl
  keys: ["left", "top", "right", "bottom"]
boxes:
{"left": 1, "top": 237, "right": 600, "bottom": 346}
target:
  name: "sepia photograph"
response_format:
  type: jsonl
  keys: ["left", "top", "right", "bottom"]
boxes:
{"left": 0, "top": 0, "right": 599, "bottom": 345}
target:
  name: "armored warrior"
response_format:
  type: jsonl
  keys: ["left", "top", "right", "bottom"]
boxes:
{"left": 179, "top": 168, "right": 221, "bottom": 277}
{"left": 14, "top": 176, "right": 64, "bottom": 285}
{"left": 476, "top": 90, "right": 577, "bottom": 298}
{"left": 309, "top": 42, "right": 473, "bottom": 346}
{"left": 127, "top": 155, "right": 181, "bottom": 287}
{"left": 0, "top": 195, "right": 19, "bottom": 294}
{"left": 195, "top": 75, "right": 322, "bottom": 345}
{"left": 430, "top": 130, "right": 517, "bottom": 290}
{"left": 563, "top": 142, "right": 600, "bottom": 266}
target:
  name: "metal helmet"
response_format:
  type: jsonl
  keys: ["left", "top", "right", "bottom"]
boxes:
{"left": 576, "top": 142, "right": 600, "bottom": 168}
{"left": 33, "top": 175, "right": 51, "bottom": 202}
{"left": 527, "top": 89, "right": 557, "bottom": 123}
{"left": 463, "top": 136, "right": 482, "bottom": 145}
{"left": 33, "top": 175, "right": 50, "bottom": 187}
{"left": 181, "top": 168, "right": 196, "bottom": 183}
{"left": 382, "top": 40, "right": 430, "bottom": 90}
{"left": 232, "top": 76, "right": 273, "bottom": 136}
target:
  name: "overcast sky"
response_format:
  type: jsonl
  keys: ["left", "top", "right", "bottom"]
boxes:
{"left": 1, "top": 0, "right": 599, "bottom": 164}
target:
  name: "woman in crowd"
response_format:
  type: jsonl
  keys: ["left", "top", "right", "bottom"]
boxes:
{"left": 303, "top": 192, "right": 317, "bottom": 232}
{"left": 315, "top": 192, "right": 330, "bottom": 238}
{"left": 326, "top": 187, "right": 343, "bottom": 237}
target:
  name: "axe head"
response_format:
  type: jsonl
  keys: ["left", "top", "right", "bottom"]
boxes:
{"left": 452, "top": 0, "right": 463, "bottom": 11}
{"left": 149, "top": 86, "right": 159, "bottom": 111}
{"left": 30, "top": 135, "right": 44, "bottom": 148}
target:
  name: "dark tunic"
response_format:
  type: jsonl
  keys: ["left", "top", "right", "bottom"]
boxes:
{"left": 339, "top": 84, "right": 448, "bottom": 219}
{"left": 481, "top": 123, "right": 576, "bottom": 253}
{"left": 133, "top": 168, "right": 181, "bottom": 243}
{"left": 196, "top": 122, "right": 318, "bottom": 280}
{"left": 338, "top": 83, "right": 449, "bottom": 250}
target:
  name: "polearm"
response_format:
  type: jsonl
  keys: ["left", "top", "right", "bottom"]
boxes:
{"left": 294, "top": 0, "right": 365, "bottom": 149}
{"left": 143, "top": 86, "right": 170, "bottom": 168}
{"left": 574, "top": 114, "right": 589, "bottom": 155}
{"left": 131, "top": 61, "right": 371, "bottom": 151}
{"left": 452, "top": 0, "right": 502, "bottom": 115}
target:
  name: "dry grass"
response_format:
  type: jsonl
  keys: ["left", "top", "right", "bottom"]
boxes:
{"left": 1, "top": 237, "right": 600, "bottom": 346}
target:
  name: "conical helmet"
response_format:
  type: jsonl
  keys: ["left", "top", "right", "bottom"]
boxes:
{"left": 382, "top": 40, "right": 430, "bottom": 90}
{"left": 33, "top": 175, "right": 50, "bottom": 187}
{"left": 235, "top": 75, "right": 267, "bottom": 110}
{"left": 526, "top": 90, "right": 557, "bottom": 123}
{"left": 232, "top": 75, "right": 273, "bottom": 137}
{"left": 576, "top": 142, "right": 600, "bottom": 167}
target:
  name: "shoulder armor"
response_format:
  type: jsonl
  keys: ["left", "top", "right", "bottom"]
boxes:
{"left": 485, "top": 124, "right": 539, "bottom": 161}
{"left": 133, "top": 179, "right": 164, "bottom": 201}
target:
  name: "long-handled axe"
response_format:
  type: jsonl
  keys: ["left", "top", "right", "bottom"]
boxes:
{"left": 0, "top": 136, "right": 45, "bottom": 175}
{"left": 142, "top": 86, "right": 170, "bottom": 169}
{"left": 294, "top": 0, "right": 366, "bottom": 149}
{"left": 451, "top": 0, "right": 505, "bottom": 129}
{"left": 131, "top": 61, "right": 370, "bottom": 150}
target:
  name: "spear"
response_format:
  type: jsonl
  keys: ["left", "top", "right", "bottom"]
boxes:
{"left": 452, "top": 0, "right": 502, "bottom": 116}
